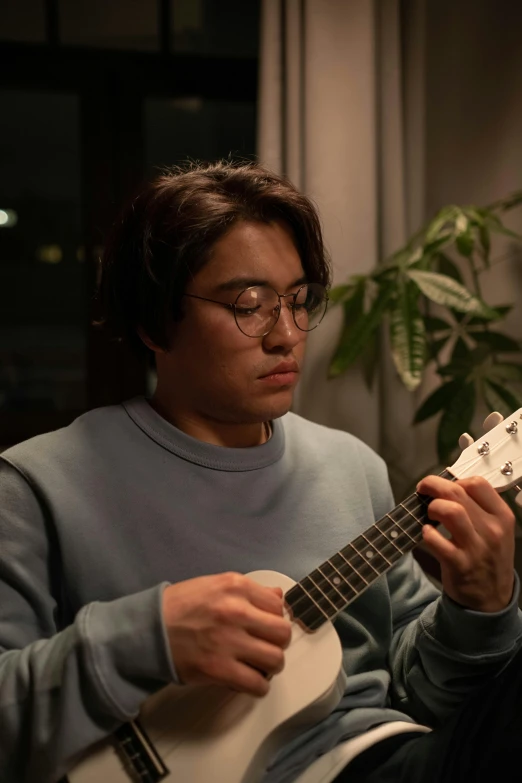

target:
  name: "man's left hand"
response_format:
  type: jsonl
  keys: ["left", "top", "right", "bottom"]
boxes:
{"left": 416, "top": 475, "right": 516, "bottom": 613}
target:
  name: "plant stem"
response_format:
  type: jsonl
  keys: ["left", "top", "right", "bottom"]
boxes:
{"left": 476, "top": 249, "right": 518, "bottom": 273}
{"left": 469, "top": 252, "right": 483, "bottom": 300}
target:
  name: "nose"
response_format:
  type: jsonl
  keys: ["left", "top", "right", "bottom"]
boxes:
{"left": 262, "top": 300, "right": 304, "bottom": 351}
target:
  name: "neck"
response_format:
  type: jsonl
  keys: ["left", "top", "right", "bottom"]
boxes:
{"left": 149, "top": 394, "right": 271, "bottom": 448}
{"left": 285, "top": 468, "right": 455, "bottom": 631}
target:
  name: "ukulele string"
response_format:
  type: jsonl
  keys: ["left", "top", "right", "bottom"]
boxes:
{"left": 450, "top": 429, "right": 519, "bottom": 477}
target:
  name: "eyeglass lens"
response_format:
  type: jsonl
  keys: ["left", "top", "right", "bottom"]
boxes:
{"left": 234, "top": 284, "right": 327, "bottom": 337}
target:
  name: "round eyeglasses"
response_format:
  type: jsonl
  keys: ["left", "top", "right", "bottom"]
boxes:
{"left": 185, "top": 283, "right": 329, "bottom": 338}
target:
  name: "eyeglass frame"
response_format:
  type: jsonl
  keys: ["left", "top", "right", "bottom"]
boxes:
{"left": 184, "top": 283, "right": 329, "bottom": 338}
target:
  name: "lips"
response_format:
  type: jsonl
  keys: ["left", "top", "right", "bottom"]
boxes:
{"left": 259, "top": 362, "right": 299, "bottom": 378}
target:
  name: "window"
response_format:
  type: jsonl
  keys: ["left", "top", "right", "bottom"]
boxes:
{"left": 145, "top": 96, "right": 256, "bottom": 173}
{"left": 0, "top": 1, "right": 259, "bottom": 445}
{"left": 0, "top": 90, "right": 84, "bottom": 414}
{"left": 0, "top": 0, "right": 46, "bottom": 44}
{"left": 60, "top": 0, "right": 158, "bottom": 51}
{"left": 171, "top": 0, "right": 260, "bottom": 58}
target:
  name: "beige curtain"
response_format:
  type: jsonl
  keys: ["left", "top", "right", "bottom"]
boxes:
{"left": 258, "top": 0, "right": 424, "bottom": 495}
{"left": 258, "top": 0, "right": 522, "bottom": 498}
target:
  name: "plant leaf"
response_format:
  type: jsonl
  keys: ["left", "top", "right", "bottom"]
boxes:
{"left": 488, "top": 363, "right": 522, "bottom": 382}
{"left": 424, "top": 316, "right": 453, "bottom": 333}
{"left": 361, "top": 331, "right": 379, "bottom": 389}
{"left": 375, "top": 253, "right": 406, "bottom": 278}
{"left": 430, "top": 336, "right": 451, "bottom": 360}
{"left": 438, "top": 344, "right": 491, "bottom": 379}
{"left": 451, "top": 337, "right": 471, "bottom": 362}
{"left": 407, "top": 270, "right": 497, "bottom": 318}
{"left": 436, "top": 253, "right": 464, "bottom": 283}
{"left": 455, "top": 228, "right": 474, "bottom": 257}
{"left": 423, "top": 234, "right": 453, "bottom": 257}
{"left": 485, "top": 213, "right": 522, "bottom": 240}
{"left": 402, "top": 247, "right": 423, "bottom": 268}
{"left": 466, "top": 304, "right": 512, "bottom": 326}
{"left": 389, "top": 282, "right": 427, "bottom": 391}
{"left": 328, "top": 282, "right": 392, "bottom": 378}
{"left": 484, "top": 380, "right": 522, "bottom": 417}
{"left": 414, "top": 379, "right": 463, "bottom": 424}
{"left": 437, "top": 382, "right": 476, "bottom": 463}
{"left": 328, "top": 283, "right": 365, "bottom": 375}
{"left": 472, "top": 331, "right": 520, "bottom": 353}
{"left": 437, "top": 363, "right": 470, "bottom": 378}
{"left": 425, "top": 206, "right": 459, "bottom": 244}
{"left": 463, "top": 207, "right": 487, "bottom": 227}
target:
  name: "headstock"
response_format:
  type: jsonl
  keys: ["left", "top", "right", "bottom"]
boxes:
{"left": 450, "top": 409, "right": 522, "bottom": 499}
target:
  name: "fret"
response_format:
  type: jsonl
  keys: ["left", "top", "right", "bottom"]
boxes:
{"left": 344, "top": 543, "right": 384, "bottom": 581}
{"left": 398, "top": 500, "right": 424, "bottom": 536}
{"left": 299, "top": 577, "right": 336, "bottom": 619}
{"left": 386, "top": 512, "right": 416, "bottom": 542}
{"left": 320, "top": 560, "right": 359, "bottom": 603}
{"left": 330, "top": 551, "right": 367, "bottom": 593}
{"left": 310, "top": 567, "right": 349, "bottom": 611}
{"left": 304, "top": 573, "right": 344, "bottom": 613}
{"left": 401, "top": 494, "right": 426, "bottom": 518}
{"left": 375, "top": 515, "right": 414, "bottom": 553}
{"left": 337, "top": 549, "right": 371, "bottom": 585}
{"left": 285, "top": 582, "right": 322, "bottom": 627}
{"left": 412, "top": 491, "right": 430, "bottom": 509}
{"left": 361, "top": 533, "right": 392, "bottom": 565}
{"left": 289, "top": 579, "right": 334, "bottom": 630}
{"left": 350, "top": 533, "right": 392, "bottom": 574}
{"left": 337, "top": 549, "right": 374, "bottom": 593}
{"left": 362, "top": 525, "right": 404, "bottom": 564}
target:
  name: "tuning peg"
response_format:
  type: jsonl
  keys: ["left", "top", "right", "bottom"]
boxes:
{"left": 483, "top": 412, "right": 504, "bottom": 432}
{"left": 512, "top": 485, "right": 522, "bottom": 508}
{"left": 458, "top": 432, "right": 475, "bottom": 449}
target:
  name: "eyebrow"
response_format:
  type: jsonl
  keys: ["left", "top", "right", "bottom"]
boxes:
{"left": 215, "top": 275, "right": 308, "bottom": 292}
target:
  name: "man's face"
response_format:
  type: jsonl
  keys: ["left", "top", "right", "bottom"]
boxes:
{"left": 157, "top": 220, "right": 309, "bottom": 425}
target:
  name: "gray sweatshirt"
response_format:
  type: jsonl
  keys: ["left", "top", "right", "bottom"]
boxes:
{"left": 0, "top": 397, "right": 521, "bottom": 783}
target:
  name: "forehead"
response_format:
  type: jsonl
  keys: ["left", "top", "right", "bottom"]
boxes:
{"left": 197, "top": 220, "right": 305, "bottom": 291}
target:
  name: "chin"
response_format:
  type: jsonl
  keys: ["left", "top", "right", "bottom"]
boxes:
{"left": 261, "top": 395, "right": 294, "bottom": 421}
{"left": 238, "top": 384, "right": 295, "bottom": 422}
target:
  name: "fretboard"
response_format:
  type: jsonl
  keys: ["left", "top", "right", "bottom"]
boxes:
{"left": 285, "top": 469, "right": 454, "bottom": 631}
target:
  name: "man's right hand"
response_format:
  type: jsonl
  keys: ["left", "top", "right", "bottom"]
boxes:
{"left": 162, "top": 572, "right": 292, "bottom": 697}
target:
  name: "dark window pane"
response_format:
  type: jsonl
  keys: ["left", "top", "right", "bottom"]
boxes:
{"left": 145, "top": 97, "right": 256, "bottom": 174}
{"left": 171, "top": 0, "right": 260, "bottom": 58}
{"left": 0, "top": 0, "right": 46, "bottom": 43}
{"left": 60, "top": 0, "right": 158, "bottom": 51}
{"left": 0, "top": 90, "right": 85, "bottom": 413}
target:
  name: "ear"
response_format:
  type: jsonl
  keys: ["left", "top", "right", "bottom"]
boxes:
{"left": 137, "top": 327, "right": 167, "bottom": 354}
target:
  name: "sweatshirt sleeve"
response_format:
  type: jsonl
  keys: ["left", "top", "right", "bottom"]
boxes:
{"left": 0, "top": 460, "right": 176, "bottom": 783}
{"left": 387, "top": 551, "right": 522, "bottom": 726}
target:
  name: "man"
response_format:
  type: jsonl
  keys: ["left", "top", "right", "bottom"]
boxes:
{"left": 0, "top": 161, "right": 521, "bottom": 783}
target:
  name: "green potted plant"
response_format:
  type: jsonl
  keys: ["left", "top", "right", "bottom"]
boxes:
{"left": 328, "top": 192, "right": 522, "bottom": 470}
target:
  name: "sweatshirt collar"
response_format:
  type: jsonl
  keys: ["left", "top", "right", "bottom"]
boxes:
{"left": 123, "top": 396, "right": 285, "bottom": 472}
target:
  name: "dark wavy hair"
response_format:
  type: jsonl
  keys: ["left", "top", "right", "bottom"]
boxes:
{"left": 97, "top": 160, "right": 332, "bottom": 356}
